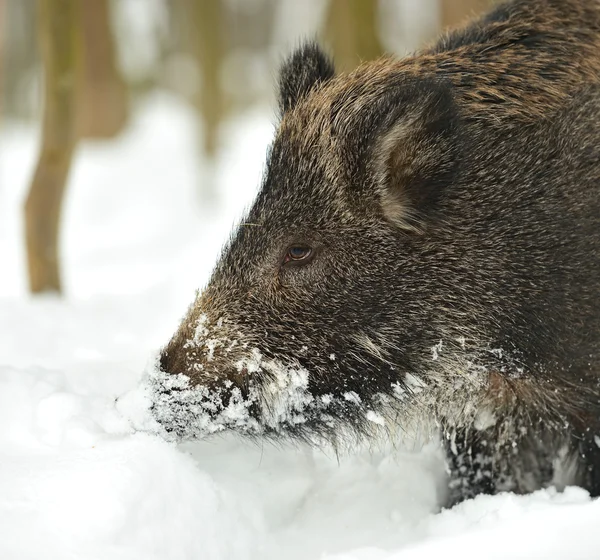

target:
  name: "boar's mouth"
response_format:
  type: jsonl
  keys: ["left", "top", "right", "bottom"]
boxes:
{"left": 147, "top": 352, "right": 392, "bottom": 444}
{"left": 147, "top": 313, "right": 412, "bottom": 443}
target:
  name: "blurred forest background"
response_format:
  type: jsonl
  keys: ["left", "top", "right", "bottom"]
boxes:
{"left": 0, "top": 0, "right": 495, "bottom": 294}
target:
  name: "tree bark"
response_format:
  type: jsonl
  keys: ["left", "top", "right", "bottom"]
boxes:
{"left": 325, "top": 0, "right": 384, "bottom": 73}
{"left": 24, "top": 0, "right": 79, "bottom": 293}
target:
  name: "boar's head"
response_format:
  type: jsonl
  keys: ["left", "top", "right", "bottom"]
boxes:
{"left": 151, "top": 44, "right": 477, "bottom": 443}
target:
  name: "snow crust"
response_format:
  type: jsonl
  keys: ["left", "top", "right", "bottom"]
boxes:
{"left": 1, "top": 94, "right": 600, "bottom": 559}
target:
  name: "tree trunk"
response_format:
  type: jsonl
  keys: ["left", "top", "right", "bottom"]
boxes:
{"left": 24, "top": 0, "right": 79, "bottom": 294}
{"left": 76, "top": 0, "right": 128, "bottom": 138}
{"left": 440, "top": 0, "right": 492, "bottom": 29}
{"left": 325, "top": 0, "right": 384, "bottom": 73}
{"left": 189, "top": 0, "right": 225, "bottom": 158}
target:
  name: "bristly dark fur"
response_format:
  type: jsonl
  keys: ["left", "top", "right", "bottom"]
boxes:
{"left": 278, "top": 42, "right": 335, "bottom": 115}
{"left": 156, "top": 0, "right": 600, "bottom": 506}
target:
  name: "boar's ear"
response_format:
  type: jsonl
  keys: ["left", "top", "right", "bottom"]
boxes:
{"left": 367, "top": 79, "right": 460, "bottom": 232}
{"left": 278, "top": 43, "right": 335, "bottom": 114}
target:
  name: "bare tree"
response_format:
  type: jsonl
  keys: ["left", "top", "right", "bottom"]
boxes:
{"left": 186, "top": 0, "right": 226, "bottom": 158}
{"left": 77, "top": 0, "right": 128, "bottom": 138}
{"left": 24, "top": 0, "right": 79, "bottom": 293}
{"left": 325, "top": 0, "right": 383, "bottom": 72}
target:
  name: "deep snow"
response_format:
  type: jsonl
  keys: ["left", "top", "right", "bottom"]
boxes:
{"left": 1, "top": 94, "right": 600, "bottom": 560}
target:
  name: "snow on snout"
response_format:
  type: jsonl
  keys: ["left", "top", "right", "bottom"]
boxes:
{"left": 145, "top": 347, "right": 321, "bottom": 439}
{"left": 151, "top": 313, "right": 337, "bottom": 439}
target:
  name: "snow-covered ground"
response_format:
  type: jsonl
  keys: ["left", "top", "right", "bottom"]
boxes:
{"left": 1, "top": 94, "right": 599, "bottom": 560}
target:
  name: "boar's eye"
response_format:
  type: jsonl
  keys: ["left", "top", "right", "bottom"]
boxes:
{"left": 283, "top": 245, "right": 313, "bottom": 266}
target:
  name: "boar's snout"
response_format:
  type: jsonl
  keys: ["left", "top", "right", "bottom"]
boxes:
{"left": 149, "top": 313, "right": 268, "bottom": 439}
{"left": 150, "top": 308, "right": 341, "bottom": 441}
{"left": 159, "top": 327, "right": 248, "bottom": 388}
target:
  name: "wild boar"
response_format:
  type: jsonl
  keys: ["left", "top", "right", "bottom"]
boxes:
{"left": 152, "top": 0, "right": 600, "bottom": 503}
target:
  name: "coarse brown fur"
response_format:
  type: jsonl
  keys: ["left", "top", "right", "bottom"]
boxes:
{"left": 154, "top": 0, "right": 600, "bottom": 505}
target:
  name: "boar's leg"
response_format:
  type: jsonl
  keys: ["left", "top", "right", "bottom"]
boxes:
{"left": 444, "top": 423, "right": 600, "bottom": 506}
{"left": 575, "top": 433, "right": 600, "bottom": 498}
{"left": 444, "top": 425, "right": 558, "bottom": 506}
{"left": 445, "top": 427, "right": 499, "bottom": 505}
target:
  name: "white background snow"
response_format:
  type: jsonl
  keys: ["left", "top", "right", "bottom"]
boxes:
{"left": 1, "top": 93, "right": 600, "bottom": 560}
